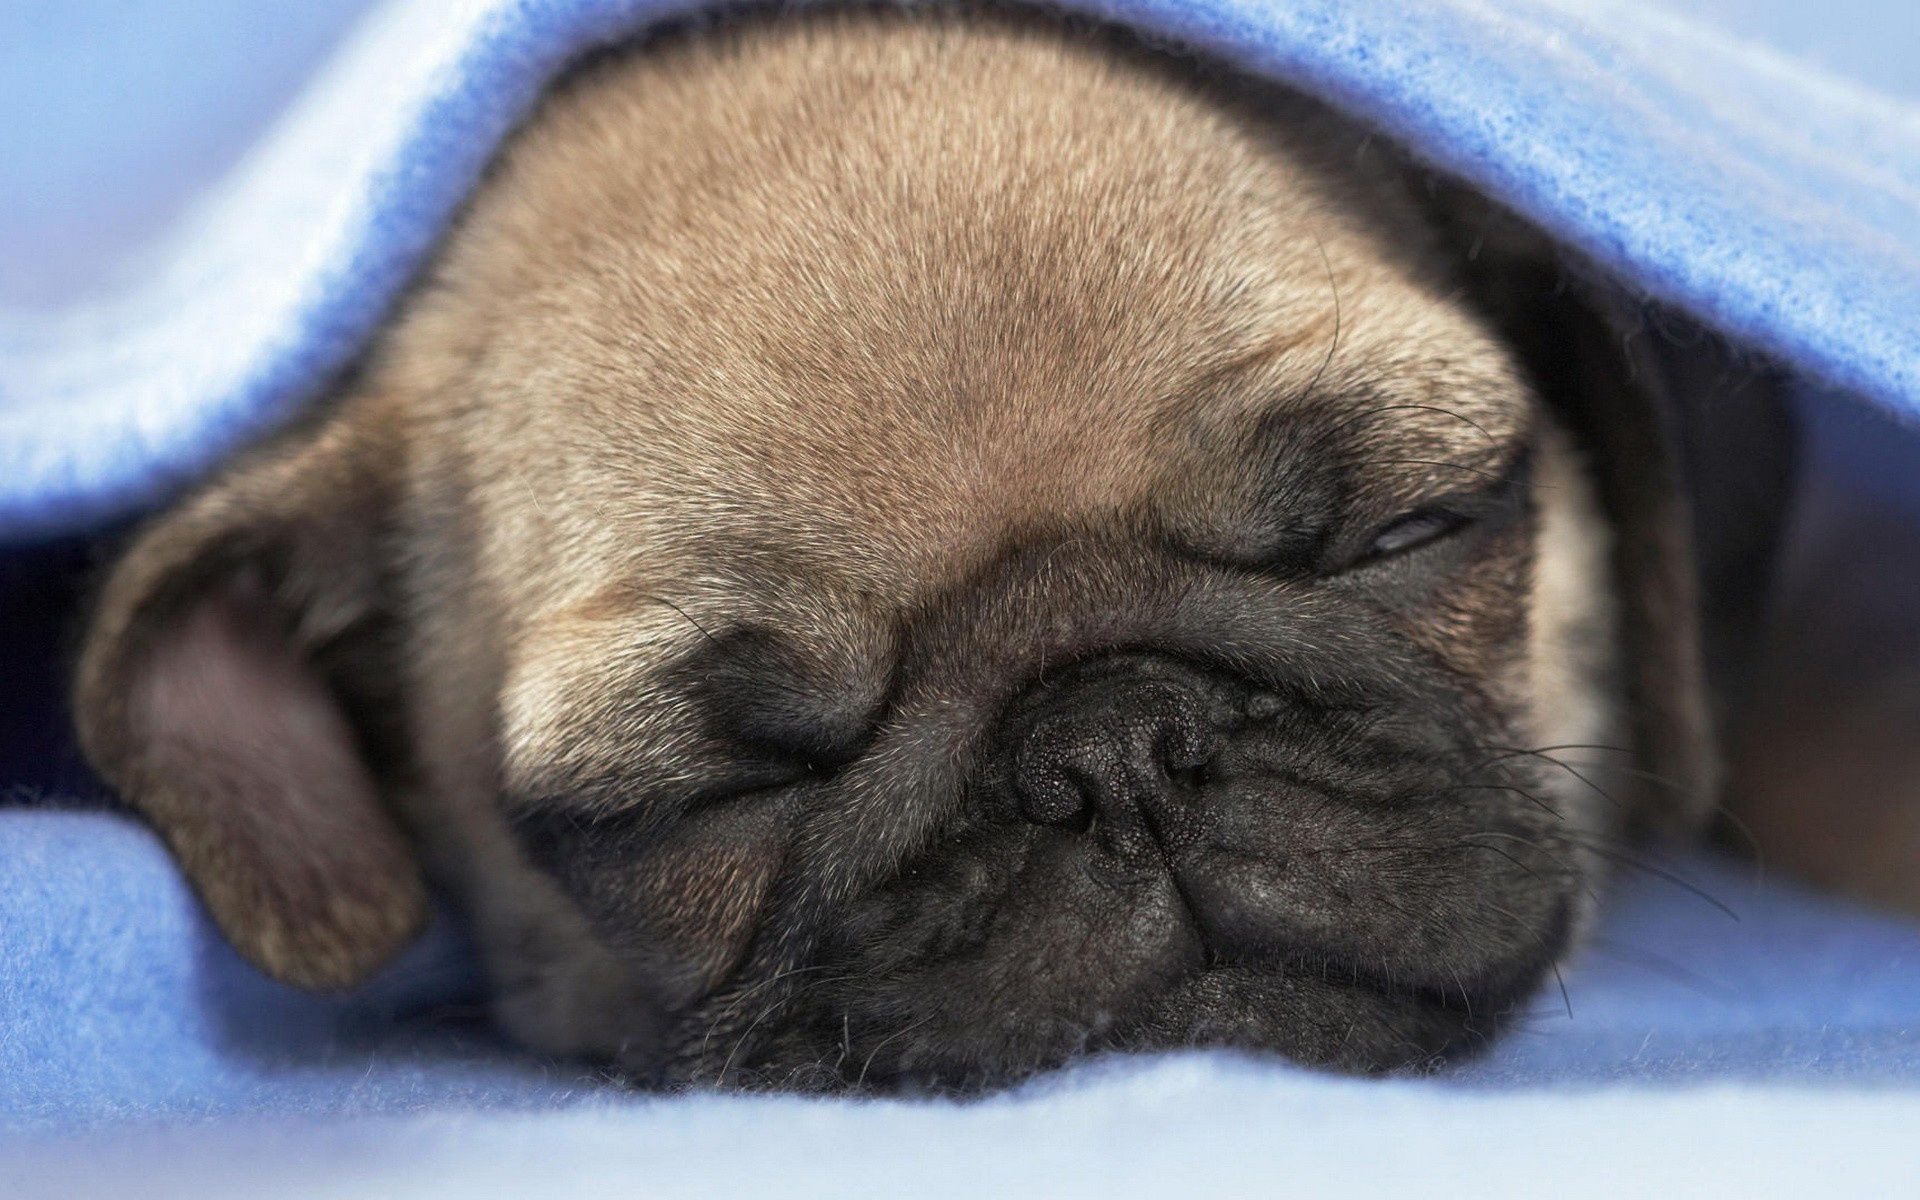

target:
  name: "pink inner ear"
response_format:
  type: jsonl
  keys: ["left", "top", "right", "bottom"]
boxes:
{"left": 141, "top": 585, "right": 380, "bottom": 845}
{"left": 126, "top": 579, "right": 425, "bottom": 988}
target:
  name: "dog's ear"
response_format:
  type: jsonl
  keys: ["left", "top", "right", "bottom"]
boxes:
{"left": 1426, "top": 184, "right": 1797, "bottom": 837}
{"left": 75, "top": 411, "right": 427, "bottom": 989}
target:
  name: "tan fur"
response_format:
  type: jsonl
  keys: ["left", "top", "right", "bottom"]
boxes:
{"left": 1523, "top": 420, "right": 1627, "bottom": 928}
{"left": 79, "top": 12, "right": 1635, "bottom": 1059}
{"left": 391, "top": 16, "right": 1529, "bottom": 785}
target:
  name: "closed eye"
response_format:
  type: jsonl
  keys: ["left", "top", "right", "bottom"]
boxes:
{"left": 673, "top": 623, "right": 884, "bottom": 781}
{"left": 1346, "top": 438, "right": 1535, "bottom": 570}
{"left": 1357, "top": 506, "right": 1471, "bottom": 564}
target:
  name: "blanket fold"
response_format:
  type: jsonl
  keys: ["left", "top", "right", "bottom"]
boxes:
{"left": 1, "top": 0, "right": 1917, "bottom": 542}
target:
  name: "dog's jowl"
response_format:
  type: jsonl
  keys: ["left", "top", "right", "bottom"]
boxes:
{"left": 75, "top": 11, "right": 1790, "bottom": 1090}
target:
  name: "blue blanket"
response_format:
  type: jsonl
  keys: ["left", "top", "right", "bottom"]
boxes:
{"left": 4, "top": 0, "right": 1920, "bottom": 1190}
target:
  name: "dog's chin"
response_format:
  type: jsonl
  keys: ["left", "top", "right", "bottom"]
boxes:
{"left": 758, "top": 965, "right": 1511, "bottom": 1094}
{"left": 633, "top": 785, "right": 1581, "bottom": 1093}
{"left": 676, "top": 925, "right": 1565, "bottom": 1095}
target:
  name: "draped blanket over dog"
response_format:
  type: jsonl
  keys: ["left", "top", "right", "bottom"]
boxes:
{"left": 3, "top": 0, "right": 1919, "bottom": 1192}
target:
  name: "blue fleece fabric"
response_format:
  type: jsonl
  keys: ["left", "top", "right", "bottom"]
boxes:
{"left": 4, "top": 0, "right": 1920, "bottom": 1190}
{"left": 2, "top": 0, "right": 1920, "bottom": 539}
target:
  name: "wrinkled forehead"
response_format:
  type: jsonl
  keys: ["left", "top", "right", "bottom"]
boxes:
{"left": 430, "top": 19, "right": 1529, "bottom": 612}
{"left": 525, "top": 238, "right": 1521, "bottom": 608}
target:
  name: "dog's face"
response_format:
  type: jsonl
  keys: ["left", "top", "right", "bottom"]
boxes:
{"left": 78, "top": 15, "right": 1720, "bottom": 1090}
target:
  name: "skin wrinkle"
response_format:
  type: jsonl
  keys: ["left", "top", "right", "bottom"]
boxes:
{"left": 70, "top": 9, "right": 1749, "bottom": 1093}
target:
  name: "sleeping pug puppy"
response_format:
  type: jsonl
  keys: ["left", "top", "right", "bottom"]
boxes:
{"left": 73, "top": 10, "right": 1793, "bottom": 1090}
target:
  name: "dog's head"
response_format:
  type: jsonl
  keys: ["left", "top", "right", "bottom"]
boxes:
{"left": 76, "top": 14, "right": 1783, "bottom": 1089}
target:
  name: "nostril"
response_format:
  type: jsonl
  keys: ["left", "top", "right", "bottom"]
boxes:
{"left": 1015, "top": 767, "right": 1091, "bottom": 827}
{"left": 1012, "top": 723, "right": 1102, "bottom": 826}
{"left": 1169, "top": 760, "right": 1212, "bottom": 791}
{"left": 1011, "top": 687, "right": 1224, "bottom": 829}
{"left": 1158, "top": 715, "right": 1219, "bottom": 773}
{"left": 1046, "top": 777, "right": 1099, "bottom": 834}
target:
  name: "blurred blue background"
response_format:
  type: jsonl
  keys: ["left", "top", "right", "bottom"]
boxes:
{"left": 1, "top": 0, "right": 1915, "bottom": 306}
{"left": 0, "top": 0, "right": 379, "bottom": 303}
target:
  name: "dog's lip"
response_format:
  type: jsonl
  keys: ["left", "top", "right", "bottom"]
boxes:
{"left": 1203, "top": 889, "right": 1578, "bottom": 1015}
{"left": 1091, "top": 906, "right": 1574, "bottom": 1073}
{"left": 639, "top": 886, "right": 1575, "bottom": 1089}
{"left": 685, "top": 870, "right": 1576, "bottom": 1068}
{"left": 1120, "top": 822, "right": 1582, "bottom": 1016}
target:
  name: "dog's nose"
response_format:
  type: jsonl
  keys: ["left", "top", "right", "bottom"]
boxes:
{"left": 1009, "top": 663, "right": 1226, "bottom": 839}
